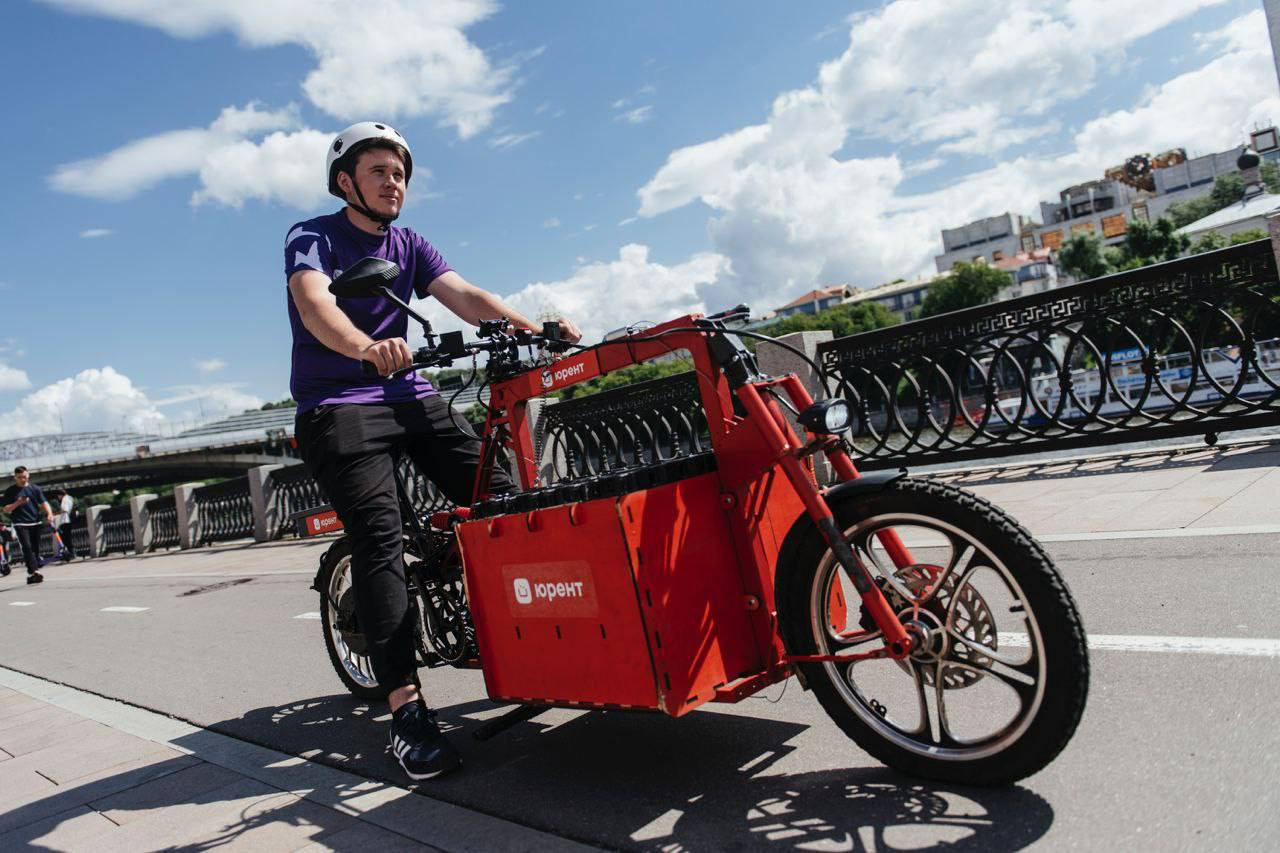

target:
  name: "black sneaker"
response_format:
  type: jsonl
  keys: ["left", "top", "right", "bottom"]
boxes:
{"left": 27, "top": 572, "right": 43, "bottom": 585}
{"left": 389, "top": 701, "right": 461, "bottom": 781}
{"left": 0, "top": 564, "right": 10, "bottom": 577}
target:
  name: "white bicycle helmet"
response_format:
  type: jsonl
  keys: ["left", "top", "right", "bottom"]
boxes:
{"left": 326, "top": 121, "right": 414, "bottom": 230}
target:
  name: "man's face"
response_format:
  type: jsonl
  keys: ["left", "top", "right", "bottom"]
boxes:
{"left": 344, "top": 149, "right": 406, "bottom": 219}
{"left": 14, "top": 471, "right": 28, "bottom": 487}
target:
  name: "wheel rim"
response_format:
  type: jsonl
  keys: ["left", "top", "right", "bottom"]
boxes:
{"left": 326, "top": 553, "right": 379, "bottom": 689}
{"left": 809, "top": 513, "right": 1047, "bottom": 762}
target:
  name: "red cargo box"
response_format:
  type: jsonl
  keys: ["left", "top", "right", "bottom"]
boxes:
{"left": 456, "top": 471, "right": 764, "bottom": 714}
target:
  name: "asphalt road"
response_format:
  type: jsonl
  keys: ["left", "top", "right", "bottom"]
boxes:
{"left": 2, "top": 533, "right": 1278, "bottom": 851}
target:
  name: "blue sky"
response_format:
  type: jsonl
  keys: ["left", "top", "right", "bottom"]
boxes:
{"left": 0, "top": 0, "right": 1275, "bottom": 437}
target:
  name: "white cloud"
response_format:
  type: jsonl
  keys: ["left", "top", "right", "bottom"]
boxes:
{"left": 191, "top": 128, "right": 334, "bottom": 209}
{"left": 635, "top": 3, "right": 1272, "bottom": 313}
{"left": 195, "top": 358, "right": 227, "bottom": 375}
{"left": 615, "top": 105, "right": 653, "bottom": 125}
{"left": 489, "top": 131, "right": 540, "bottom": 149}
{"left": 0, "top": 368, "right": 265, "bottom": 440}
{"left": 542, "top": 217, "right": 561, "bottom": 228}
{"left": 51, "top": 105, "right": 351, "bottom": 210}
{"left": 78, "top": 228, "right": 113, "bottom": 238}
{"left": 0, "top": 367, "right": 165, "bottom": 439}
{"left": 412, "top": 244, "right": 727, "bottom": 346}
{"left": 40, "top": 0, "right": 514, "bottom": 138}
{"left": 0, "top": 363, "right": 31, "bottom": 393}
{"left": 152, "top": 383, "right": 264, "bottom": 421}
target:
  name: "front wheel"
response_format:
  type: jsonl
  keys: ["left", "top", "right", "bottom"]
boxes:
{"left": 778, "top": 477, "right": 1088, "bottom": 785}
{"left": 317, "top": 538, "right": 392, "bottom": 701}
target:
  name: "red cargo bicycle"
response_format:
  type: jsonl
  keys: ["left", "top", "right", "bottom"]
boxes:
{"left": 308, "top": 259, "right": 1088, "bottom": 785}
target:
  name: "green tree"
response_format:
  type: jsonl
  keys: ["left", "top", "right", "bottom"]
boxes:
{"left": 1263, "top": 161, "right": 1280, "bottom": 194}
{"left": 1057, "top": 232, "right": 1113, "bottom": 281}
{"left": 1188, "top": 231, "right": 1228, "bottom": 255}
{"left": 753, "top": 299, "right": 899, "bottom": 340}
{"left": 919, "top": 262, "right": 1009, "bottom": 317}
{"left": 558, "top": 358, "right": 696, "bottom": 401}
{"left": 1229, "top": 228, "right": 1267, "bottom": 245}
{"left": 1122, "top": 217, "right": 1189, "bottom": 265}
{"left": 259, "top": 398, "right": 297, "bottom": 410}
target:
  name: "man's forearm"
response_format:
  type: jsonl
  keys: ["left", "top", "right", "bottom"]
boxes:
{"left": 297, "top": 297, "right": 377, "bottom": 360}
{"left": 465, "top": 289, "right": 537, "bottom": 331}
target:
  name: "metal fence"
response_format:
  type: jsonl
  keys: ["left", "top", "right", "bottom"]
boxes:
{"left": 100, "top": 505, "right": 135, "bottom": 555}
{"left": 268, "top": 464, "right": 325, "bottom": 539}
{"left": 535, "top": 372, "right": 710, "bottom": 482}
{"left": 818, "top": 239, "right": 1280, "bottom": 469}
{"left": 69, "top": 517, "right": 89, "bottom": 556}
{"left": 146, "top": 494, "right": 179, "bottom": 551}
{"left": 193, "top": 477, "right": 254, "bottom": 545}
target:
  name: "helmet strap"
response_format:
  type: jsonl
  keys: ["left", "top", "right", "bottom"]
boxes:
{"left": 346, "top": 174, "right": 398, "bottom": 233}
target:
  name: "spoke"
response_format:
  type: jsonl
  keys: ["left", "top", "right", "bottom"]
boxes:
{"left": 851, "top": 527, "right": 913, "bottom": 603}
{"left": 911, "top": 660, "right": 943, "bottom": 742}
{"left": 948, "top": 625, "right": 1030, "bottom": 669}
{"left": 946, "top": 651, "right": 1038, "bottom": 703}
{"left": 944, "top": 563, "right": 984, "bottom": 629}
{"left": 920, "top": 538, "right": 976, "bottom": 606}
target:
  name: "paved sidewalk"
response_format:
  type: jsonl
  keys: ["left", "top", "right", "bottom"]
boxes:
{"left": 932, "top": 436, "right": 1280, "bottom": 537}
{"left": 0, "top": 668, "right": 592, "bottom": 852}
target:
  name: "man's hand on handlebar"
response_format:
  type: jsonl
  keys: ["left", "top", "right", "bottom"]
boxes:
{"left": 360, "top": 337, "right": 413, "bottom": 377}
{"left": 555, "top": 318, "right": 583, "bottom": 345}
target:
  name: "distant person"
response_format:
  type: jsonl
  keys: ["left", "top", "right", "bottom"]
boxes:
{"left": 49, "top": 489, "right": 78, "bottom": 561}
{"left": 0, "top": 522, "right": 16, "bottom": 577}
{"left": 1, "top": 466, "right": 55, "bottom": 584}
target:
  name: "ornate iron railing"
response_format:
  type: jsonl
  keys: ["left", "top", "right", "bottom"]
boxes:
{"left": 268, "top": 458, "right": 452, "bottom": 537}
{"left": 535, "top": 371, "right": 710, "bottom": 482}
{"left": 819, "top": 239, "right": 1280, "bottom": 469}
{"left": 100, "top": 505, "right": 135, "bottom": 555}
{"left": 268, "top": 464, "right": 326, "bottom": 539}
{"left": 69, "top": 517, "right": 89, "bottom": 556}
{"left": 146, "top": 494, "right": 179, "bottom": 551}
{"left": 193, "top": 477, "right": 253, "bottom": 545}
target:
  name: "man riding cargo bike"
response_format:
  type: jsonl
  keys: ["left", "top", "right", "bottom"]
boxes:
{"left": 286, "top": 121, "right": 582, "bottom": 779}
{"left": 288, "top": 122, "right": 1088, "bottom": 787}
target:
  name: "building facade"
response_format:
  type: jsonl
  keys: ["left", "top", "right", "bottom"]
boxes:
{"left": 933, "top": 213, "right": 1031, "bottom": 272}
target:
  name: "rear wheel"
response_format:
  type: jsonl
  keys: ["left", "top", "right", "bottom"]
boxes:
{"left": 778, "top": 477, "right": 1088, "bottom": 785}
{"left": 317, "top": 538, "right": 392, "bottom": 701}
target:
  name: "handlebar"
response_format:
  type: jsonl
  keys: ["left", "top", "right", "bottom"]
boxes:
{"left": 361, "top": 320, "right": 573, "bottom": 379}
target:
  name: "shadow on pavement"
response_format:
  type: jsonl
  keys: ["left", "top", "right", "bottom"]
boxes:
{"left": 207, "top": 693, "right": 1055, "bottom": 851}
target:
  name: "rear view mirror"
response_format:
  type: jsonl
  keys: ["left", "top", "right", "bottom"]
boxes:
{"left": 329, "top": 257, "right": 400, "bottom": 298}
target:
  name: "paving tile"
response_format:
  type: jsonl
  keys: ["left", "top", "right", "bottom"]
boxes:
{"left": 0, "top": 746, "right": 12, "bottom": 762}
{"left": 0, "top": 717, "right": 114, "bottom": 758}
{"left": 0, "top": 804, "right": 120, "bottom": 850}
{"left": 1188, "top": 467, "right": 1280, "bottom": 528}
{"left": 0, "top": 692, "right": 45, "bottom": 712}
{"left": 0, "top": 754, "right": 197, "bottom": 834}
{"left": 90, "top": 760, "right": 243, "bottom": 825}
{"left": 295, "top": 820, "right": 433, "bottom": 852}
{"left": 0, "top": 704, "right": 85, "bottom": 735}
{"left": 94, "top": 779, "right": 355, "bottom": 853}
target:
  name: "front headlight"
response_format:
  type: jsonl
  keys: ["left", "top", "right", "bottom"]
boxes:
{"left": 799, "top": 399, "right": 851, "bottom": 434}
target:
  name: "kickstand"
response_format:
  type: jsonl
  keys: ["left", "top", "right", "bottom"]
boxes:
{"left": 472, "top": 704, "right": 547, "bottom": 741}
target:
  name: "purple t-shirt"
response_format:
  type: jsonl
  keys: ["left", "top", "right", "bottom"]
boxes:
{"left": 284, "top": 211, "right": 452, "bottom": 411}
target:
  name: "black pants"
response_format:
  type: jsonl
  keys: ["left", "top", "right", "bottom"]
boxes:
{"left": 296, "top": 395, "right": 513, "bottom": 691}
{"left": 58, "top": 523, "right": 77, "bottom": 558}
{"left": 13, "top": 524, "right": 43, "bottom": 574}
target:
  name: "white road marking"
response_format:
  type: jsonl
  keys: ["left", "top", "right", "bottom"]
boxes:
{"left": 100, "top": 606, "right": 150, "bottom": 613}
{"left": 999, "top": 632, "right": 1280, "bottom": 658}
{"left": 9, "top": 601, "right": 37, "bottom": 607}
{"left": 293, "top": 612, "right": 322, "bottom": 620}
{"left": 47, "top": 569, "right": 313, "bottom": 581}
{"left": 1036, "top": 525, "right": 1280, "bottom": 542}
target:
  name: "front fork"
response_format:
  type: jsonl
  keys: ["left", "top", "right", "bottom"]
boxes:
{"left": 736, "top": 378, "right": 914, "bottom": 660}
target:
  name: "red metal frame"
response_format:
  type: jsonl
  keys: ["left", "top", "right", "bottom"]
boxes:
{"left": 452, "top": 314, "right": 917, "bottom": 714}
